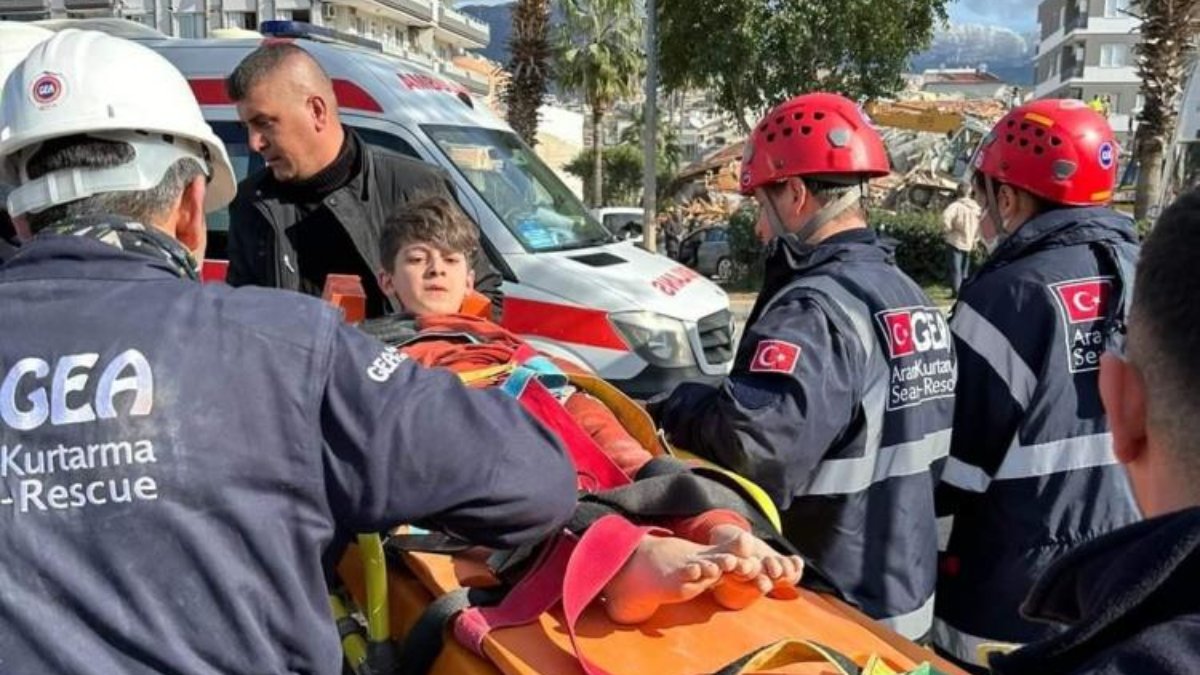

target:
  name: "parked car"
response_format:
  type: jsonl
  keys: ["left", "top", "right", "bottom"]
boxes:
{"left": 678, "top": 226, "right": 733, "bottom": 281}
{"left": 594, "top": 207, "right": 645, "bottom": 242}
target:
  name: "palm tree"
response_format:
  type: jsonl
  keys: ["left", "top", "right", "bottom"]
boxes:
{"left": 505, "top": 0, "right": 553, "bottom": 146}
{"left": 555, "top": 0, "right": 644, "bottom": 207}
{"left": 618, "top": 104, "right": 683, "bottom": 174}
{"left": 1131, "top": 0, "right": 1200, "bottom": 219}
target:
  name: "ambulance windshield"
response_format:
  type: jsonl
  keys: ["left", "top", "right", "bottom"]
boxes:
{"left": 425, "top": 125, "right": 614, "bottom": 252}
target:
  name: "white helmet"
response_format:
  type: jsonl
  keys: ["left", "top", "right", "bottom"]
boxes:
{"left": 0, "top": 29, "right": 235, "bottom": 217}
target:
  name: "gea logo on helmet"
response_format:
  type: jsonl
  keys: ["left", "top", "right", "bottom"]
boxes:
{"left": 30, "top": 73, "right": 63, "bottom": 106}
{"left": 1099, "top": 142, "right": 1115, "bottom": 170}
{"left": 875, "top": 308, "right": 951, "bottom": 358}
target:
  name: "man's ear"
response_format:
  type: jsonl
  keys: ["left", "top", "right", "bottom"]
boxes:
{"left": 174, "top": 175, "right": 208, "bottom": 265}
{"left": 466, "top": 267, "right": 476, "bottom": 289}
{"left": 786, "top": 176, "right": 808, "bottom": 216}
{"left": 309, "top": 95, "right": 331, "bottom": 132}
{"left": 1100, "top": 352, "right": 1149, "bottom": 465}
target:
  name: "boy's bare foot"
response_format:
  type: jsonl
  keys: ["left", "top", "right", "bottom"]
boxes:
{"left": 602, "top": 534, "right": 746, "bottom": 624}
{"left": 705, "top": 525, "right": 805, "bottom": 610}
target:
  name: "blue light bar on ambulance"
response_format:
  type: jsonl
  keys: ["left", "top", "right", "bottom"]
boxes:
{"left": 258, "top": 20, "right": 383, "bottom": 52}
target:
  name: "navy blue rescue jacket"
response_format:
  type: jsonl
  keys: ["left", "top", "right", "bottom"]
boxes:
{"left": 933, "top": 206, "right": 1142, "bottom": 665}
{"left": 0, "top": 229, "right": 575, "bottom": 674}
{"left": 654, "top": 228, "right": 955, "bottom": 639}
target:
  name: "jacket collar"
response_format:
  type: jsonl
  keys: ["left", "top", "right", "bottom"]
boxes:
{"left": 749, "top": 228, "right": 893, "bottom": 325}
{"left": 992, "top": 506, "right": 1200, "bottom": 673}
{"left": 771, "top": 227, "right": 894, "bottom": 276}
{"left": 0, "top": 231, "right": 186, "bottom": 284}
{"left": 985, "top": 206, "right": 1136, "bottom": 269}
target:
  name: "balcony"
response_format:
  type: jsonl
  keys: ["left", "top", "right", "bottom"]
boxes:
{"left": 375, "top": 0, "right": 433, "bottom": 23}
{"left": 0, "top": 0, "right": 50, "bottom": 14}
{"left": 1061, "top": 54, "right": 1086, "bottom": 81}
{"left": 437, "top": 4, "right": 487, "bottom": 48}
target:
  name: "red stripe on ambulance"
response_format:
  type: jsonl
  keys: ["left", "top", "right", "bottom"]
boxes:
{"left": 502, "top": 298, "right": 630, "bottom": 352}
{"left": 187, "top": 78, "right": 383, "bottom": 113}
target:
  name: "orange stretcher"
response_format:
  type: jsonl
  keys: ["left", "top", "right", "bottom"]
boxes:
{"left": 336, "top": 535, "right": 963, "bottom": 675}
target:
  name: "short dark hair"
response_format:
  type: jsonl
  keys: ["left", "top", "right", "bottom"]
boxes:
{"left": 22, "top": 135, "right": 204, "bottom": 232}
{"left": 226, "top": 43, "right": 327, "bottom": 102}
{"left": 1129, "top": 188, "right": 1200, "bottom": 469}
{"left": 378, "top": 194, "right": 480, "bottom": 270}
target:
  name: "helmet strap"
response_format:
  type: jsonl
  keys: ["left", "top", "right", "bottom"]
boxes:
{"left": 982, "top": 174, "right": 1011, "bottom": 241}
{"left": 757, "top": 180, "right": 863, "bottom": 247}
{"left": 756, "top": 186, "right": 790, "bottom": 240}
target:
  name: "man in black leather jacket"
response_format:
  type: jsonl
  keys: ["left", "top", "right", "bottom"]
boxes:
{"left": 224, "top": 42, "right": 503, "bottom": 319}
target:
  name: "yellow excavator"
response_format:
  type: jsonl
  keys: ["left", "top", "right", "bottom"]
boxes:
{"left": 863, "top": 99, "right": 1006, "bottom": 213}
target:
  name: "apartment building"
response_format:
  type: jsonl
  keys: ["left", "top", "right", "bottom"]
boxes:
{"left": 1034, "top": 0, "right": 1142, "bottom": 141}
{"left": 0, "top": 0, "right": 494, "bottom": 96}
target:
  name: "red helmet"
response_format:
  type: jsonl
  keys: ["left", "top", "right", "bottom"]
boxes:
{"left": 974, "top": 98, "right": 1118, "bottom": 206}
{"left": 739, "top": 93, "right": 890, "bottom": 196}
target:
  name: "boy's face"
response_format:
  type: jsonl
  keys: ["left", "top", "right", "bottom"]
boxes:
{"left": 379, "top": 243, "right": 474, "bottom": 316}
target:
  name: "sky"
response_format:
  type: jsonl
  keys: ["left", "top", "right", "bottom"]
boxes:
{"left": 947, "top": 0, "right": 1040, "bottom": 32}
{"left": 456, "top": 0, "right": 1043, "bottom": 32}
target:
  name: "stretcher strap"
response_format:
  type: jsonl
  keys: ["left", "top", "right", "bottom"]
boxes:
{"left": 511, "top": 377, "right": 632, "bottom": 492}
{"left": 451, "top": 516, "right": 656, "bottom": 675}
{"left": 453, "top": 532, "right": 576, "bottom": 655}
{"left": 561, "top": 515, "right": 657, "bottom": 675}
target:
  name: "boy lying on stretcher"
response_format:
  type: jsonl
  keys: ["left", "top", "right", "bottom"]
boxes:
{"left": 359, "top": 195, "right": 803, "bottom": 625}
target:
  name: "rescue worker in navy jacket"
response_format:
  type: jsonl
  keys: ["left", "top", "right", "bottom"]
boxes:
{"left": 649, "top": 93, "right": 956, "bottom": 641}
{"left": 932, "top": 99, "right": 1142, "bottom": 670}
{"left": 990, "top": 189, "right": 1200, "bottom": 675}
{"left": 224, "top": 42, "right": 504, "bottom": 319}
{"left": 0, "top": 30, "right": 575, "bottom": 675}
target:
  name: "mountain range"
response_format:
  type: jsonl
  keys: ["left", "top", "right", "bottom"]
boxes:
{"left": 460, "top": 3, "right": 1037, "bottom": 86}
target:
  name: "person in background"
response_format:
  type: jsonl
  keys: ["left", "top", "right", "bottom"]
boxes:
{"left": 942, "top": 183, "right": 980, "bottom": 296}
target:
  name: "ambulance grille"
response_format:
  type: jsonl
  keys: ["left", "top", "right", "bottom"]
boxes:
{"left": 697, "top": 309, "right": 734, "bottom": 365}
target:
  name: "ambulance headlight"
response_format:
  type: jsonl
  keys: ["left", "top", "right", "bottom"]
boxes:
{"left": 609, "top": 312, "right": 693, "bottom": 368}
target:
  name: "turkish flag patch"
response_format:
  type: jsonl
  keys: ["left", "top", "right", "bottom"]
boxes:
{"left": 1052, "top": 279, "right": 1113, "bottom": 324}
{"left": 749, "top": 339, "right": 802, "bottom": 374}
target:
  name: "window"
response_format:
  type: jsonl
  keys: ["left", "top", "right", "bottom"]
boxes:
{"left": 354, "top": 127, "right": 421, "bottom": 159}
{"left": 292, "top": 9, "right": 310, "bottom": 22}
{"left": 1104, "top": 0, "right": 1131, "bottom": 17}
{"left": 175, "top": 12, "right": 205, "bottom": 38}
{"left": 225, "top": 11, "right": 256, "bottom": 29}
{"left": 1100, "top": 43, "right": 1130, "bottom": 68}
{"left": 425, "top": 125, "right": 614, "bottom": 253}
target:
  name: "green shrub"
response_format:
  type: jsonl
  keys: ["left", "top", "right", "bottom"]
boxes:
{"left": 870, "top": 209, "right": 985, "bottom": 287}
{"left": 727, "top": 205, "right": 764, "bottom": 287}
{"left": 723, "top": 205, "right": 980, "bottom": 289}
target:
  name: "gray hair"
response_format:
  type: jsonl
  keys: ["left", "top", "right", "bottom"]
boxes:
{"left": 23, "top": 135, "right": 205, "bottom": 232}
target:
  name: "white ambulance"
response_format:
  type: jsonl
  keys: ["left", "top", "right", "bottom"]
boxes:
{"left": 38, "top": 19, "right": 734, "bottom": 397}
